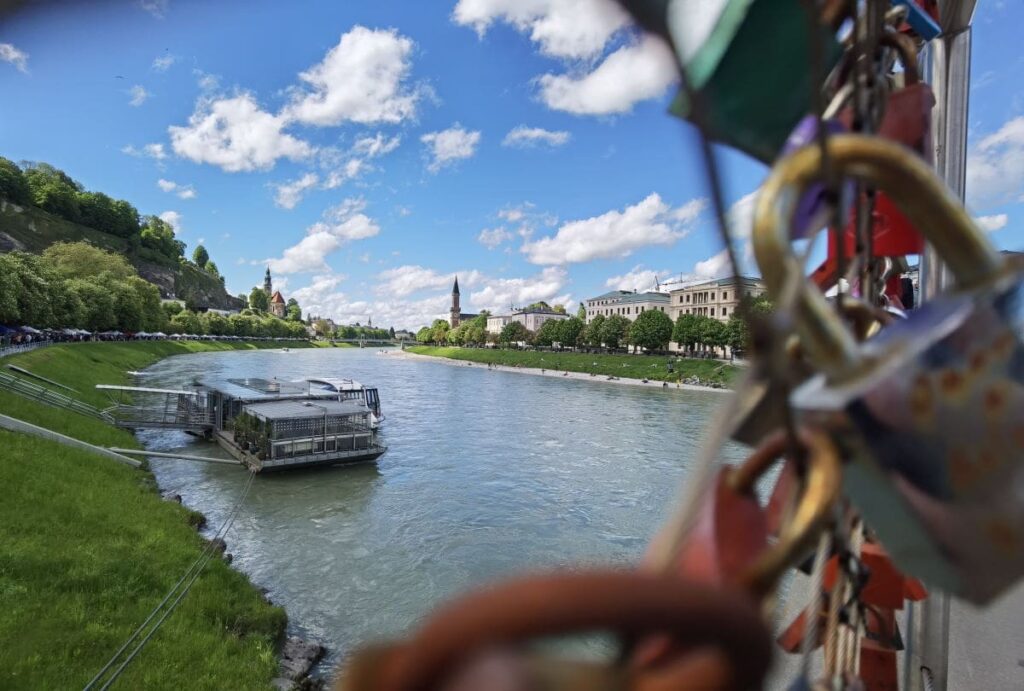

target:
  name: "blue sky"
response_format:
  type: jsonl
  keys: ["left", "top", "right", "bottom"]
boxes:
{"left": 1, "top": 0, "right": 1021, "bottom": 329}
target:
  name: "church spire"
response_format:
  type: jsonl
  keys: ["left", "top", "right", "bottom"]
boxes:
{"left": 264, "top": 266, "right": 273, "bottom": 294}
{"left": 450, "top": 275, "right": 461, "bottom": 328}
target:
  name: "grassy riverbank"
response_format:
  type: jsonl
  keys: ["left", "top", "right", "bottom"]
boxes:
{"left": 0, "top": 341, "right": 307, "bottom": 689}
{"left": 406, "top": 346, "right": 739, "bottom": 386}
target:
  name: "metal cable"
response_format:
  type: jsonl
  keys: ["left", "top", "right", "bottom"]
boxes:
{"left": 84, "top": 470, "right": 257, "bottom": 691}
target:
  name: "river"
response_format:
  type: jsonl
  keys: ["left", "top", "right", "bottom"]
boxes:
{"left": 133, "top": 346, "right": 746, "bottom": 669}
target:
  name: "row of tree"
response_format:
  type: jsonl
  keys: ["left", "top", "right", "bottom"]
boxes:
{"left": 0, "top": 243, "right": 165, "bottom": 332}
{"left": 162, "top": 303, "right": 308, "bottom": 338}
{"left": 0, "top": 241, "right": 307, "bottom": 339}
{"left": 413, "top": 294, "right": 772, "bottom": 353}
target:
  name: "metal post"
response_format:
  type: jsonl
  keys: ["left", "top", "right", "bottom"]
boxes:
{"left": 907, "top": 3, "right": 976, "bottom": 690}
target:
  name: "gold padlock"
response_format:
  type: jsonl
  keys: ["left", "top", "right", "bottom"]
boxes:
{"left": 750, "top": 133, "right": 1024, "bottom": 602}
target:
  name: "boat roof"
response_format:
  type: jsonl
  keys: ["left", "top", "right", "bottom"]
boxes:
{"left": 306, "top": 377, "right": 365, "bottom": 392}
{"left": 200, "top": 377, "right": 338, "bottom": 401}
{"left": 243, "top": 399, "right": 369, "bottom": 420}
{"left": 96, "top": 384, "right": 203, "bottom": 397}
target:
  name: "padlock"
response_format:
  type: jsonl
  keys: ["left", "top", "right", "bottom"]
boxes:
{"left": 632, "top": 428, "right": 840, "bottom": 670}
{"left": 335, "top": 571, "right": 773, "bottom": 691}
{"left": 619, "top": 0, "right": 844, "bottom": 163}
{"left": 656, "top": 427, "right": 841, "bottom": 597}
{"left": 751, "top": 133, "right": 1024, "bottom": 603}
{"left": 893, "top": 0, "right": 941, "bottom": 41}
{"left": 833, "top": 31, "right": 935, "bottom": 260}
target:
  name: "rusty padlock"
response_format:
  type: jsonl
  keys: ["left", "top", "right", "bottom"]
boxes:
{"left": 837, "top": 31, "right": 934, "bottom": 257}
{"left": 336, "top": 571, "right": 773, "bottom": 691}
{"left": 752, "top": 133, "right": 1024, "bottom": 603}
{"left": 631, "top": 428, "right": 840, "bottom": 670}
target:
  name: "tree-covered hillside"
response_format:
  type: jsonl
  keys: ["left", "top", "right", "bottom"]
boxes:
{"left": 0, "top": 157, "right": 241, "bottom": 310}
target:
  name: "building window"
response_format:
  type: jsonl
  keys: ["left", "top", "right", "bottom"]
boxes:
{"left": 723, "top": 291, "right": 728, "bottom": 301}
{"left": 722, "top": 307, "right": 727, "bottom": 316}
{"left": 711, "top": 308, "right": 715, "bottom": 316}
{"left": 686, "top": 294, "right": 690, "bottom": 303}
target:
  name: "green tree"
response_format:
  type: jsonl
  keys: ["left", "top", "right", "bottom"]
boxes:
{"left": 628, "top": 309, "right": 674, "bottom": 351}
{"left": 447, "top": 323, "right": 468, "bottom": 345}
{"left": 22, "top": 162, "right": 83, "bottom": 222}
{"left": 672, "top": 313, "right": 701, "bottom": 351}
{"left": 192, "top": 244, "right": 210, "bottom": 268}
{"left": 0, "top": 157, "right": 32, "bottom": 205}
{"left": 583, "top": 314, "right": 605, "bottom": 346}
{"left": 576, "top": 302, "right": 586, "bottom": 320}
{"left": 66, "top": 278, "right": 116, "bottom": 331}
{"left": 552, "top": 304, "right": 567, "bottom": 314}
{"left": 249, "top": 288, "right": 269, "bottom": 312}
{"left": 725, "top": 314, "right": 747, "bottom": 353}
{"left": 206, "top": 261, "right": 221, "bottom": 280}
{"left": 698, "top": 317, "right": 727, "bottom": 353}
{"left": 77, "top": 191, "right": 119, "bottom": 233}
{"left": 499, "top": 320, "right": 530, "bottom": 344}
{"left": 110, "top": 199, "right": 141, "bottom": 238}
{"left": 169, "top": 310, "right": 203, "bottom": 334}
{"left": 534, "top": 318, "right": 563, "bottom": 346}
{"left": 558, "top": 316, "right": 585, "bottom": 349}
{"left": 43, "top": 241, "right": 134, "bottom": 280}
{"left": 139, "top": 215, "right": 185, "bottom": 262}
{"left": 599, "top": 314, "right": 631, "bottom": 349}
{"left": 416, "top": 326, "right": 432, "bottom": 344}
{"left": 430, "top": 319, "right": 450, "bottom": 344}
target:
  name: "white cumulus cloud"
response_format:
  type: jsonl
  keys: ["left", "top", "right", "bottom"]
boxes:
{"left": 159, "top": 210, "right": 183, "bottom": 233}
{"left": 452, "top": 0, "right": 629, "bottom": 60}
{"left": 129, "top": 85, "right": 150, "bottom": 107}
{"left": 376, "top": 266, "right": 484, "bottom": 297}
{"left": 421, "top": 124, "right": 481, "bottom": 172}
{"left": 263, "top": 198, "right": 380, "bottom": 274}
{"left": 169, "top": 93, "right": 313, "bottom": 172}
{"left": 538, "top": 35, "right": 677, "bottom": 115}
{"left": 975, "top": 213, "right": 1008, "bottom": 233}
{"left": 967, "top": 116, "right": 1024, "bottom": 209}
{"left": 352, "top": 132, "right": 402, "bottom": 157}
{"left": 138, "top": 0, "right": 169, "bottom": 18}
{"left": 478, "top": 227, "right": 514, "bottom": 249}
{"left": 152, "top": 53, "right": 177, "bottom": 71}
{"left": 284, "top": 26, "right": 420, "bottom": 126}
{"left": 521, "top": 193, "right": 705, "bottom": 264}
{"left": 604, "top": 265, "right": 671, "bottom": 292}
{"left": 0, "top": 43, "right": 29, "bottom": 73}
{"left": 122, "top": 143, "right": 168, "bottom": 161}
{"left": 469, "top": 267, "right": 571, "bottom": 314}
{"left": 156, "top": 178, "right": 196, "bottom": 199}
{"left": 453, "top": 0, "right": 676, "bottom": 115}
{"left": 502, "top": 125, "right": 571, "bottom": 148}
{"left": 272, "top": 173, "right": 320, "bottom": 209}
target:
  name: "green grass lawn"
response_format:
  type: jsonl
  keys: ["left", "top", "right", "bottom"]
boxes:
{"left": 0, "top": 341, "right": 301, "bottom": 689}
{"left": 406, "top": 346, "right": 739, "bottom": 386}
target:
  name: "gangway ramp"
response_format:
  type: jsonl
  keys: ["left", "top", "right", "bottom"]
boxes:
{"left": 0, "top": 369, "right": 112, "bottom": 422}
{"left": 96, "top": 384, "right": 215, "bottom": 433}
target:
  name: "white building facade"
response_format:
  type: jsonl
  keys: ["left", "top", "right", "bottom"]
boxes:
{"left": 584, "top": 290, "right": 671, "bottom": 323}
{"left": 485, "top": 308, "right": 569, "bottom": 334}
{"left": 667, "top": 276, "right": 766, "bottom": 323}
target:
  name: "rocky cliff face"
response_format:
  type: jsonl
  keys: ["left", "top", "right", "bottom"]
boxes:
{"left": 135, "top": 261, "right": 244, "bottom": 311}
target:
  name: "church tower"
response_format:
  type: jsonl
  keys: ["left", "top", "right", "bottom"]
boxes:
{"left": 450, "top": 276, "right": 461, "bottom": 328}
{"left": 264, "top": 266, "right": 273, "bottom": 294}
